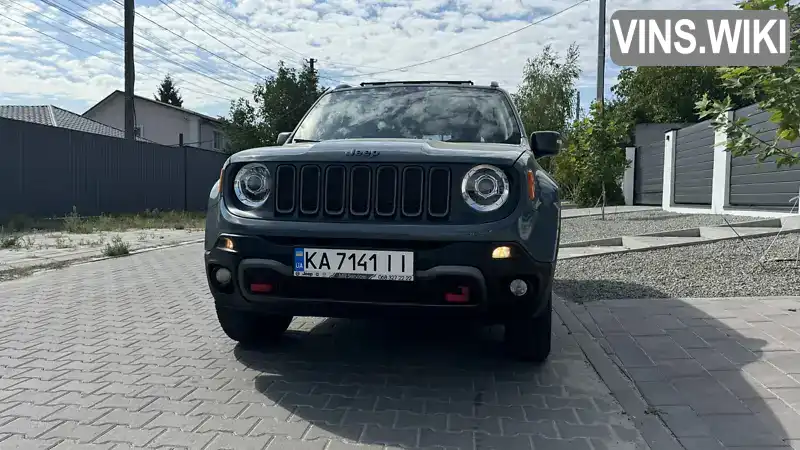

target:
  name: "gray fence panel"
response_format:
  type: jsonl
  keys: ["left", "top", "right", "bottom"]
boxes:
{"left": 634, "top": 138, "right": 664, "bottom": 205}
{"left": 729, "top": 105, "right": 800, "bottom": 210}
{"left": 673, "top": 121, "right": 715, "bottom": 205}
{"left": 0, "top": 117, "right": 227, "bottom": 221}
{"left": 185, "top": 146, "right": 228, "bottom": 212}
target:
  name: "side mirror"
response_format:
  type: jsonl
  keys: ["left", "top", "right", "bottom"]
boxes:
{"left": 276, "top": 132, "right": 292, "bottom": 146}
{"left": 530, "top": 131, "right": 562, "bottom": 158}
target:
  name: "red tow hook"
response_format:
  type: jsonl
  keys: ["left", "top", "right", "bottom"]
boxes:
{"left": 251, "top": 283, "right": 273, "bottom": 293}
{"left": 445, "top": 286, "right": 470, "bottom": 303}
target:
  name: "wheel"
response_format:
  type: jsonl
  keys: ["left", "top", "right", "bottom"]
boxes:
{"left": 215, "top": 305, "right": 293, "bottom": 346}
{"left": 504, "top": 296, "right": 552, "bottom": 362}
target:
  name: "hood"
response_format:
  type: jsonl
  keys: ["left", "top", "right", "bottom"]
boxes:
{"left": 229, "top": 138, "right": 527, "bottom": 166}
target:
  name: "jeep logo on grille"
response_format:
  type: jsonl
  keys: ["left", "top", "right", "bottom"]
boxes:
{"left": 345, "top": 149, "right": 380, "bottom": 157}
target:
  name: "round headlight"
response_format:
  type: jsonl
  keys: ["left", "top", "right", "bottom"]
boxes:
{"left": 461, "top": 164, "right": 509, "bottom": 212}
{"left": 233, "top": 163, "right": 271, "bottom": 208}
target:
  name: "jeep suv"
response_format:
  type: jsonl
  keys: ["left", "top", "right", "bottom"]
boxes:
{"left": 204, "top": 80, "right": 562, "bottom": 361}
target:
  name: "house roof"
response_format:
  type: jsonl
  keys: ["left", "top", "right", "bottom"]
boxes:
{"left": 83, "top": 90, "right": 223, "bottom": 124}
{"left": 0, "top": 105, "right": 151, "bottom": 141}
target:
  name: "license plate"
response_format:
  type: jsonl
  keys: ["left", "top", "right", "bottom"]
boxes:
{"left": 293, "top": 248, "right": 414, "bottom": 281}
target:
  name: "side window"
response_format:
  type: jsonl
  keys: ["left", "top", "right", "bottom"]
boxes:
{"left": 213, "top": 131, "right": 223, "bottom": 150}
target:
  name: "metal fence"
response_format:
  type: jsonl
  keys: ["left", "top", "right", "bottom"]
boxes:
{"left": 0, "top": 117, "right": 229, "bottom": 221}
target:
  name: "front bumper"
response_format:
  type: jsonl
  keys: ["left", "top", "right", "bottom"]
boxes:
{"left": 205, "top": 234, "right": 554, "bottom": 320}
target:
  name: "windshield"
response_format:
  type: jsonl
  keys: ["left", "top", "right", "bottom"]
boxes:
{"left": 291, "top": 86, "right": 522, "bottom": 144}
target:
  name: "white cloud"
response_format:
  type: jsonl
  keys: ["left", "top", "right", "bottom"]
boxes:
{"left": 0, "top": 0, "right": 737, "bottom": 117}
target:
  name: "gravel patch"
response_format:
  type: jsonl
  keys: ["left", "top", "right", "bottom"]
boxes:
{"left": 561, "top": 210, "right": 765, "bottom": 243}
{"left": 555, "top": 232, "right": 800, "bottom": 302}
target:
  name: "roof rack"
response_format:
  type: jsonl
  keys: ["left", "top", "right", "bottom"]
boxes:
{"left": 333, "top": 84, "right": 352, "bottom": 90}
{"left": 359, "top": 80, "right": 474, "bottom": 87}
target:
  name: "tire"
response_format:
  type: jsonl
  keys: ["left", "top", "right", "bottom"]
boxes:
{"left": 504, "top": 296, "right": 552, "bottom": 362}
{"left": 215, "top": 305, "right": 293, "bottom": 346}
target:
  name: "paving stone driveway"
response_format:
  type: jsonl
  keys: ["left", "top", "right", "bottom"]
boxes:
{"left": 568, "top": 296, "right": 800, "bottom": 450}
{"left": 0, "top": 244, "right": 651, "bottom": 450}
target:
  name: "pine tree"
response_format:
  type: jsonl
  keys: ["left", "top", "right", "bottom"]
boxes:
{"left": 154, "top": 74, "right": 184, "bottom": 107}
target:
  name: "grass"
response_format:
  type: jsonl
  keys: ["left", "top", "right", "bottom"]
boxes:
{"left": 102, "top": 236, "right": 130, "bottom": 257}
{"left": 1, "top": 208, "right": 204, "bottom": 235}
{"left": 0, "top": 260, "right": 71, "bottom": 282}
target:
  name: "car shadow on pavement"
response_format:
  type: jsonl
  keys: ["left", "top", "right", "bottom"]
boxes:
{"left": 556, "top": 278, "right": 796, "bottom": 450}
{"left": 233, "top": 317, "right": 615, "bottom": 449}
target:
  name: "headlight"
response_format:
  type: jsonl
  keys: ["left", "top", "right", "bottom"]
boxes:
{"left": 461, "top": 164, "right": 509, "bottom": 212}
{"left": 233, "top": 163, "right": 271, "bottom": 207}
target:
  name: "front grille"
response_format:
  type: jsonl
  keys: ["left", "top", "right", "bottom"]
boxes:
{"left": 274, "top": 164, "right": 452, "bottom": 221}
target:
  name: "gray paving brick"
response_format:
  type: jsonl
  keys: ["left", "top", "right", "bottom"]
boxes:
{"left": 0, "top": 435, "right": 62, "bottom": 450}
{"left": 148, "top": 429, "right": 216, "bottom": 448}
{"left": 362, "top": 424, "right": 418, "bottom": 448}
{"left": 0, "top": 245, "right": 650, "bottom": 450}
{"left": 41, "top": 421, "right": 112, "bottom": 442}
{"left": 204, "top": 433, "right": 273, "bottom": 450}
{"left": 49, "top": 441, "right": 117, "bottom": 450}
{"left": 249, "top": 418, "right": 308, "bottom": 439}
{"left": 0, "top": 417, "right": 62, "bottom": 439}
{"left": 93, "top": 425, "right": 162, "bottom": 446}
{"left": 267, "top": 436, "right": 328, "bottom": 450}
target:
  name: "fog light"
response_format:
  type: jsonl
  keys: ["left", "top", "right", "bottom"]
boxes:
{"left": 215, "top": 267, "right": 232, "bottom": 285}
{"left": 492, "top": 246, "right": 511, "bottom": 259}
{"left": 509, "top": 279, "right": 528, "bottom": 296}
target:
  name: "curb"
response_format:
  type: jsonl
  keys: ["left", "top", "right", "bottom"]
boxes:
{"left": 1, "top": 238, "right": 204, "bottom": 281}
{"left": 559, "top": 222, "right": 800, "bottom": 260}
{"left": 552, "top": 296, "right": 683, "bottom": 450}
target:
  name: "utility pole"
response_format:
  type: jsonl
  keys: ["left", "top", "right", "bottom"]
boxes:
{"left": 124, "top": 0, "right": 135, "bottom": 141}
{"left": 596, "top": 0, "right": 607, "bottom": 219}
{"left": 308, "top": 58, "right": 316, "bottom": 72}
{"left": 596, "top": 0, "right": 606, "bottom": 112}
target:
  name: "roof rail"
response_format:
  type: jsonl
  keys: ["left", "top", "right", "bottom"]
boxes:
{"left": 490, "top": 81, "right": 499, "bottom": 88}
{"left": 359, "top": 80, "right": 474, "bottom": 87}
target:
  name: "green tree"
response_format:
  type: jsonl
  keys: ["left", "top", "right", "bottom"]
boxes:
{"left": 696, "top": 0, "right": 799, "bottom": 167}
{"left": 553, "top": 102, "right": 631, "bottom": 207}
{"left": 513, "top": 43, "right": 581, "bottom": 138}
{"left": 154, "top": 74, "right": 184, "bottom": 108}
{"left": 611, "top": 66, "right": 748, "bottom": 125}
{"left": 220, "top": 60, "right": 323, "bottom": 153}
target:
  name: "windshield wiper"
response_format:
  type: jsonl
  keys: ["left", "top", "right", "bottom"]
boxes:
{"left": 292, "top": 138, "right": 319, "bottom": 143}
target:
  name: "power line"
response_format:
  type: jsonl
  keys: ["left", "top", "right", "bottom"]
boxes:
{"left": 169, "top": 0, "right": 343, "bottom": 84}
{"left": 65, "top": 0, "right": 224, "bottom": 80}
{"left": 185, "top": 0, "right": 459, "bottom": 79}
{"left": 108, "top": 0, "right": 269, "bottom": 82}
{"left": 0, "top": 2, "right": 236, "bottom": 102}
{"left": 154, "top": 0, "right": 276, "bottom": 77}
{"left": 338, "top": 0, "right": 593, "bottom": 78}
{"left": 39, "top": 0, "right": 253, "bottom": 95}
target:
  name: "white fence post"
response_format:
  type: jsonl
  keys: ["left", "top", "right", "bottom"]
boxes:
{"left": 711, "top": 110, "right": 734, "bottom": 214}
{"left": 662, "top": 130, "right": 677, "bottom": 210}
{"left": 623, "top": 147, "right": 636, "bottom": 206}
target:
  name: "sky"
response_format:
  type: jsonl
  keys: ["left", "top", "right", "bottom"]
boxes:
{"left": 0, "top": 0, "right": 740, "bottom": 119}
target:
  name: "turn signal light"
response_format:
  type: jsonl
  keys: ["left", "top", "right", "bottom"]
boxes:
{"left": 526, "top": 169, "right": 536, "bottom": 200}
{"left": 218, "top": 167, "right": 223, "bottom": 193}
{"left": 492, "top": 246, "right": 511, "bottom": 259}
{"left": 219, "top": 237, "right": 235, "bottom": 250}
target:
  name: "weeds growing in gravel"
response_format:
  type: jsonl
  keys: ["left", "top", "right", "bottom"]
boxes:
{"left": 3, "top": 207, "right": 204, "bottom": 235}
{"left": 1, "top": 235, "right": 20, "bottom": 249}
{"left": 102, "top": 236, "right": 130, "bottom": 257}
